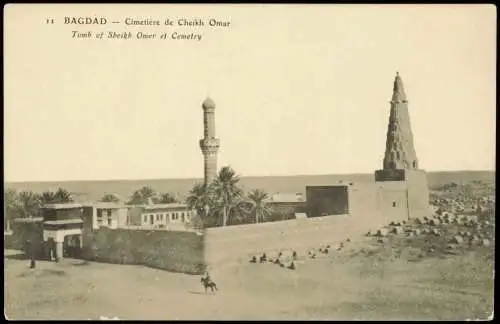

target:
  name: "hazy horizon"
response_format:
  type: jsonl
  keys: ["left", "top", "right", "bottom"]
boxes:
{"left": 4, "top": 4, "right": 496, "bottom": 182}
{"left": 4, "top": 169, "right": 496, "bottom": 185}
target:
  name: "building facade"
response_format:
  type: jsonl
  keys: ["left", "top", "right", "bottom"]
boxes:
{"left": 88, "top": 202, "right": 128, "bottom": 229}
{"left": 267, "top": 192, "right": 307, "bottom": 220}
{"left": 127, "top": 203, "right": 197, "bottom": 230}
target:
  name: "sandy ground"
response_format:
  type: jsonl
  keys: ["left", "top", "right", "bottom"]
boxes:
{"left": 4, "top": 233, "right": 494, "bottom": 320}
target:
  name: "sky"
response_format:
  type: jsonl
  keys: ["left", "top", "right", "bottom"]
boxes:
{"left": 4, "top": 4, "right": 496, "bottom": 182}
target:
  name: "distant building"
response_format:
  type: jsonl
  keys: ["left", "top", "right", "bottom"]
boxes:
{"left": 266, "top": 192, "right": 307, "bottom": 219}
{"left": 306, "top": 73, "right": 430, "bottom": 221}
{"left": 86, "top": 202, "right": 128, "bottom": 229}
{"left": 268, "top": 192, "right": 305, "bottom": 203}
{"left": 41, "top": 203, "right": 85, "bottom": 262}
{"left": 127, "top": 203, "right": 197, "bottom": 230}
{"left": 11, "top": 202, "right": 131, "bottom": 262}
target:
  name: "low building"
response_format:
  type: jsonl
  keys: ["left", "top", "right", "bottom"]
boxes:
{"left": 41, "top": 203, "right": 85, "bottom": 261}
{"left": 306, "top": 180, "right": 422, "bottom": 222}
{"left": 83, "top": 202, "right": 128, "bottom": 229}
{"left": 14, "top": 202, "right": 130, "bottom": 262}
{"left": 127, "top": 203, "right": 196, "bottom": 230}
{"left": 266, "top": 192, "right": 307, "bottom": 220}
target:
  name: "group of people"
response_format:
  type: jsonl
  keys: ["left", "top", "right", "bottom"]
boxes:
{"left": 247, "top": 239, "right": 351, "bottom": 270}
{"left": 249, "top": 251, "right": 297, "bottom": 270}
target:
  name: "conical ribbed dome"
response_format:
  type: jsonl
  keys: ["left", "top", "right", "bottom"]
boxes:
{"left": 383, "top": 72, "right": 418, "bottom": 170}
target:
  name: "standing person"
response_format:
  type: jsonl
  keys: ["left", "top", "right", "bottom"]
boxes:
{"left": 26, "top": 239, "right": 36, "bottom": 269}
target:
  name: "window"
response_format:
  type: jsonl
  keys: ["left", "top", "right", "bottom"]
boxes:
{"left": 143, "top": 215, "right": 148, "bottom": 223}
{"left": 156, "top": 214, "right": 160, "bottom": 221}
{"left": 107, "top": 209, "right": 112, "bottom": 217}
{"left": 97, "top": 209, "right": 104, "bottom": 226}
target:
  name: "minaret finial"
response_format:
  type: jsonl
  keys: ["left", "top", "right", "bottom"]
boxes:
{"left": 392, "top": 72, "right": 407, "bottom": 103}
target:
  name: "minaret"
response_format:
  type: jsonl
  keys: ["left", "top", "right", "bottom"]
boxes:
{"left": 199, "top": 97, "right": 220, "bottom": 186}
{"left": 382, "top": 72, "right": 419, "bottom": 170}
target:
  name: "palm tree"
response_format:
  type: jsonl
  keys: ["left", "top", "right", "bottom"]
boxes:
{"left": 99, "top": 193, "right": 121, "bottom": 203}
{"left": 185, "top": 183, "right": 213, "bottom": 227}
{"left": 247, "top": 189, "right": 274, "bottom": 224}
{"left": 38, "top": 191, "right": 56, "bottom": 205}
{"left": 17, "top": 191, "right": 41, "bottom": 218}
{"left": 53, "top": 188, "right": 73, "bottom": 203}
{"left": 127, "top": 186, "right": 157, "bottom": 205}
{"left": 4, "top": 189, "right": 18, "bottom": 232}
{"left": 157, "top": 192, "right": 179, "bottom": 204}
{"left": 210, "top": 166, "right": 244, "bottom": 227}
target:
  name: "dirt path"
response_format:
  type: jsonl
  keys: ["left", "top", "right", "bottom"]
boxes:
{"left": 4, "top": 240, "right": 493, "bottom": 320}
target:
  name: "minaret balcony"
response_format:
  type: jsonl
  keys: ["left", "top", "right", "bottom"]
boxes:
{"left": 199, "top": 138, "right": 220, "bottom": 150}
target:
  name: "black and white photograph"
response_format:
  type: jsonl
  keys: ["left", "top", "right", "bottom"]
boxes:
{"left": 3, "top": 3, "right": 495, "bottom": 320}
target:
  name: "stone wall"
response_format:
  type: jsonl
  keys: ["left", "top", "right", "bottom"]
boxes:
{"left": 204, "top": 214, "right": 372, "bottom": 270}
{"left": 82, "top": 227, "right": 205, "bottom": 275}
{"left": 204, "top": 182, "right": 422, "bottom": 271}
{"left": 406, "top": 169, "right": 431, "bottom": 219}
{"left": 346, "top": 181, "right": 408, "bottom": 228}
{"left": 375, "top": 182, "right": 409, "bottom": 224}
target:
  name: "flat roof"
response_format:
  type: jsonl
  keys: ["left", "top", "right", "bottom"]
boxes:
{"left": 88, "top": 202, "right": 127, "bottom": 209}
{"left": 306, "top": 184, "right": 349, "bottom": 189}
{"left": 42, "top": 202, "right": 129, "bottom": 209}
{"left": 13, "top": 217, "right": 44, "bottom": 223}
{"left": 267, "top": 193, "right": 305, "bottom": 203}
{"left": 44, "top": 219, "right": 83, "bottom": 225}
{"left": 142, "top": 203, "right": 189, "bottom": 210}
{"left": 41, "top": 203, "right": 83, "bottom": 209}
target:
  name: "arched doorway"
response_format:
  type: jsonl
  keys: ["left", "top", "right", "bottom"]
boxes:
{"left": 44, "top": 238, "right": 56, "bottom": 261}
{"left": 63, "top": 234, "right": 83, "bottom": 258}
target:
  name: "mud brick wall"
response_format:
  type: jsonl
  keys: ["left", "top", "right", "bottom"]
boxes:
{"left": 204, "top": 215, "right": 365, "bottom": 269}
{"left": 82, "top": 227, "right": 205, "bottom": 275}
